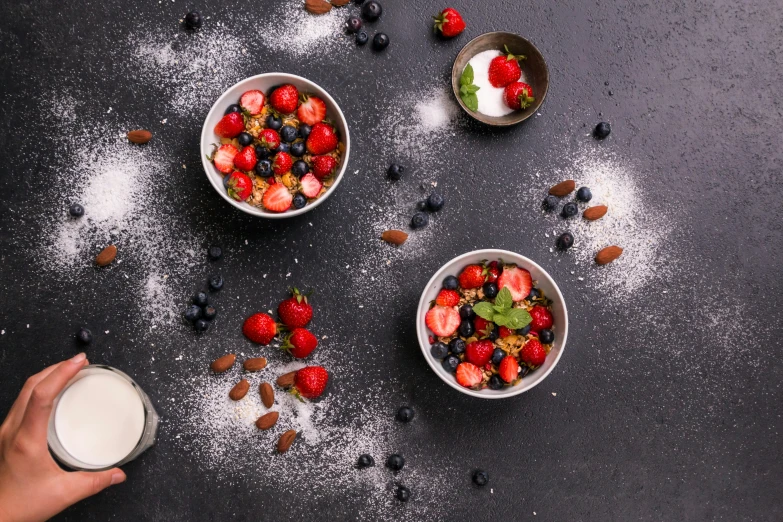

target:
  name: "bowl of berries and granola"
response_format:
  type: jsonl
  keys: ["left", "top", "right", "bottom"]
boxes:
{"left": 200, "top": 73, "right": 350, "bottom": 217}
{"left": 417, "top": 249, "right": 568, "bottom": 398}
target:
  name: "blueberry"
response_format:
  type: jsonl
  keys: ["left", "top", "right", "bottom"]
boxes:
{"left": 183, "top": 305, "right": 202, "bottom": 322}
{"left": 209, "top": 274, "right": 224, "bottom": 291}
{"left": 488, "top": 375, "right": 504, "bottom": 390}
{"left": 519, "top": 365, "right": 530, "bottom": 378}
{"left": 223, "top": 175, "right": 231, "bottom": 190}
{"left": 69, "top": 203, "right": 84, "bottom": 217}
{"left": 526, "top": 288, "right": 540, "bottom": 300}
{"left": 194, "top": 319, "right": 209, "bottom": 332}
{"left": 387, "top": 163, "right": 404, "bottom": 180}
{"left": 576, "top": 187, "right": 592, "bottom": 202}
{"left": 203, "top": 305, "right": 217, "bottom": 321}
{"left": 449, "top": 338, "right": 466, "bottom": 355}
{"left": 355, "top": 31, "right": 369, "bottom": 45}
{"left": 291, "top": 160, "right": 309, "bottom": 177}
{"left": 396, "top": 406, "right": 415, "bottom": 423}
{"left": 357, "top": 454, "right": 375, "bottom": 468}
{"left": 488, "top": 326, "right": 499, "bottom": 342}
{"left": 442, "top": 355, "right": 460, "bottom": 372}
{"left": 491, "top": 348, "right": 505, "bottom": 366}
{"left": 543, "top": 195, "right": 559, "bottom": 211}
{"left": 275, "top": 142, "right": 290, "bottom": 154}
{"left": 443, "top": 275, "right": 458, "bottom": 290}
{"left": 280, "top": 125, "right": 297, "bottom": 143}
{"left": 372, "top": 32, "right": 389, "bottom": 51}
{"left": 518, "top": 324, "right": 531, "bottom": 336}
{"left": 255, "top": 160, "right": 273, "bottom": 177}
{"left": 298, "top": 124, "right": 312, "bottom": 139}
{"left": 539, "top": 329, "right": 554, "bottom": 344}
{"left": 75, "top": 327, "right": 92, "bottom": 344}
{"left": 346, "top": 16, "right": 363, "bottom": 33}
{"left": 354, "top": 0, "right": 365, "bottom": 4}
{"left": 208, "top": 245, "right": 223, "bottom": 260}
{"left": 237, "top": 132, "right": 253, "bottom": 147}
{"left": 290, "top": 141, "right": 306, "bottom": 157}
{"left": 430, "top": 342, "right": 449, "bottom": 359}
{"left": 255, "top": 145, "right": 270, "bottom": 160}
{"left": 459, "top": 304, "right": 475, "bottom": 320}
{"left": 472, "top": 470, "right": 489, "bottom": 487}
{"left": 426, "top": 193, "right": 445, "bottom": 211}
{"left": 265, "top": 115, "right": 283, "bottom": 130}
{"left": 193, "top": 292, "right": 208, "bottom": 307}
{"left": 292, "top": 193, "right": 307, "bottom": 209}
{"left": 411, "top": 212, "right": 429, "bottom": 229}
{"left": 556, "top": 232, "right": 574, "bottom": 250}
{"left": 561, "top": 202, "right": 578, "bottom": 218}
{"left": 184, "top": 11, "right": 202, "bottom": 30}
{"left": 386, "top": 454, "right": 405, "bottom": 471}
{"left": 225, "top": 104, "right": 241, "bottom": 115}
{"left": 416, "top": 200, "right": 428, "bottom": 211}
{"left": 458, "top": 319, "right": 474, "bottom": 337}
{"left": 396, "top": 485, "right": 410, "bottom": 502}
{"left": 361, "top": 1, "right": 382, "bottom": 21}
{"left": 594, "top": 121, "right": 611, "bottom": 139}
{"left": 482, "top": 282, "right": 498, "bottom": 298}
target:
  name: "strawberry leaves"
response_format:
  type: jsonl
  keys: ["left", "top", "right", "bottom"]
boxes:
{"left": 473, "top": 287, "right": 532, "bottom": 330}
{"left": 459, "top": 64, "right": 480, "bottom": 111}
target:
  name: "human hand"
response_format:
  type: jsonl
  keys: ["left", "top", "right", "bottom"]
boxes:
{"left": 0, "top": 353, "right": 126, "bottom": 522}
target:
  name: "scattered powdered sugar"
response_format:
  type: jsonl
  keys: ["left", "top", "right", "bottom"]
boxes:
{"left": 255, "top": 0, "right": 352, "bottom": 58}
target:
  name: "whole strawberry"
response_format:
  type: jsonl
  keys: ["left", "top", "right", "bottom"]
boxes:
{"left": 458, "top": 264, "right": 485, "bottom": 289}
{"left": 520, "top": 338, "right": 546, "bottom": 367}
{"left": 310, "top": 155, "right": 338, "bottom": 180}
{"left": 259, "top": 128, "right": 281, "bottom": 150}
{"left": 282, "top": 327, "right": 318, "bottom": 358}
{"left": 269, "top": 84, "right": 299, "bottom": 114}
{"left": 243, "top": 313, "right": 277, "bottom": 345}
{"left": 233, "top": 146, "right": 257, "bottom": 171}
{"left": 465, "top": 339, "right": 494, "bottom": 367}
{"left": 226, "top": 171, "right": 253, "bottom": 201}
{"left": 272, "top": 151, "right": 293, "bottom": 175}
{"left": 214, "top": 112, "right": 244, "bottom": 138}
{"left": 528, "top": 305, "right": 553, "bottom": 332}
{"left": 435, "top": 289, "right": 460, "bottom": 307}
{"left": 488, "top": 45, "right": 526, "bottom": 88}
{"left": 306, "top": 123, "right": 339, "bottom": 155}
{"left": 293, "top": 365, "right": 329, "bottom": 400}
{"left": 503, "top": 82, "right": 535, "bottom": 110}
{"left": 278, "top": 288, "right": 313, "bottom": 327}
{"left": 433, "top": 8, "right": 465, "bottom": 38}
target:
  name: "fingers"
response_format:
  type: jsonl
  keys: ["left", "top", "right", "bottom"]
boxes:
{"left": 18, "top": 353, "right": 88, "bottom": 443}
{"left": 62, "top": 468, "right": 126, "bottom": 505}
{"left": 2, "top": 362, "right": 65, "bottom": 433}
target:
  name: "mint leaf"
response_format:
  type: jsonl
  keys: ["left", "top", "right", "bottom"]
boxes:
{"left": 494, "top": 287, "right": 513, "bottom": 312}
{"left": 460, "top": 63, "right": 474, "bottom": 86}
{"left": 472, "top": 302, "right": 495, "bottom": 321}
{"left": 492, "top": 314, "right": 510, "bottom": 327}
{"left": 464, "top": 93, "right": 479, "bottom": 112}
{"left": 504, "top": 308, "right": 532, "bottom": 330}
{"left": 466, "top": 85, "right": 480, "bottom": 94}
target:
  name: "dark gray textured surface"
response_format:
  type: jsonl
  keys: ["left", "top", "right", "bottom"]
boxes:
{"left": 1, "top": 0, "right": 781, "bottom": 520}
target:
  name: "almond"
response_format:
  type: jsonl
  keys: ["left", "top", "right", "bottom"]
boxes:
{"left": 381, "top": 230, "right": 408, "bottom": 246}
{"left": 276, "top": 371, "right": 296, "bottom": 388}
{"left": 127, "top": 130, "right": 152, "bottom": 144}
{"left": 595, "top": 246, "right": 623, "bottom": 265}
{"left": 305, "top": 0, "right": 332, "bottom": 14}
{"left": 260, "top": 382, "right": 274, "bottom": 408}
{"left": 210, "top": 354, "right": 236, "bottom": 373}
{"left": 255, "top": 411, "right": 279, "bottom": 430}
{"left": 229, "top": 379, "right": 250, "bottom": 401}
{"left": 243, "top": 357, "right": 267, "bottom": 372}
{"left": 330, "top": 0, "right": 350, "bottom": 5}
{"left": 95, "top": 245, "right": 117, "bottom": 267}
{"left": 277, "top": 429, "right": 297, "bottom": 453}
{"left": 548, "top": 180, "right": 575, "bottom": 197}
{"left": 583, "top": 205, "right": 608, "bottom": 221}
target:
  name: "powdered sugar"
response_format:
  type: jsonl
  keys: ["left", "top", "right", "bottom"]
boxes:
{"left": 255, "top": 0, "right": 352, "bottom": 58}
{"left": 466, "top": 49, "right": 516, "bottom": 117}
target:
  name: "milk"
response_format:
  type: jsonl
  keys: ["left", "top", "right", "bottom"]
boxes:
{"left": 54, "top": 370, "right": 146, "bottom": 467}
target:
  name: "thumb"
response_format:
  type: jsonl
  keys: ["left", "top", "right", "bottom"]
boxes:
{"left": 63, "top": 468, "right": 126, "bottom": 503}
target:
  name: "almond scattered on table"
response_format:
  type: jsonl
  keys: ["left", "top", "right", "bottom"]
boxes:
{"left": 256, "top": 411, "right": 279, "bottom": 430}
{"left": 381, "top": 230, "right": 409, "bottom": 246}
{"left": 276, "top": 371, "right": 296, "bottom": 388}
{"left": 260, "top": 382, "right": 275, "bottom": 408}
{"left": 583, "top": 205, "right": 608, "bottom": 221}
{"left": 95, "top": 245, "right": 117, "bottom": 267}
{"left": 210, "top": 354, "right": 236, "bottom": 373}
{"left": 243, "top": 357, "right": 267, "bottom": 372}
{"left": 595, "top": 246, "right": 623, "bottom": 265}
{"left": 548, "top": 180, "right": 575, "bottom": 197}
{"left": 127, "top": 129, "right": 152, "bottom": 144}
{"left": 277, "top": 429, "right": 297, "bottom": 453}
{"left": 305, "top": 0, "right": 332, "bottom": 14}
{"left": 330, "top": 0, "right": 350, "bottom": 5}
{"left": 229, "top": 379, "right": 250, "bottom": 401}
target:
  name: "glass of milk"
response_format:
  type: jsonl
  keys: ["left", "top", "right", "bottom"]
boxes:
{"left": 47, "top": 365, "right": 159, "bottom": 470}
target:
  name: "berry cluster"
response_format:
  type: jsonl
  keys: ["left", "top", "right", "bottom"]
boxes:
{"left": 345, "top": 1, "right": 390, "bottom": 50}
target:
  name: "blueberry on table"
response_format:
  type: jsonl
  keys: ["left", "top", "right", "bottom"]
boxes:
{"left": 386, "top": 454, "right": 405, "bottom": 471}
{"left": 482, "top": 282, "right": 498, "bottom": 298}
{"left": 203, "top": 305, "right": 217, "bottom": 321}
{"left": 355, "top": 31, "right": 369, "bottom": 45}
{"left": 472, "top": 470, "right": 489, "bottom": 487}
{"left": 539, "top": 329, "right": 555, "bottom": 344}
{"left": 194, "top": 319, "right": 209, "bottom": 332}
{"left": 396, "top": 406, "right": 415, "bottom": 423}
{"left": 265, "top": 115, "right": 282, "bottom": 130}
{"left": 372, "top": 33, "right": 390, "bottom": 51}
{"left": 411, "top": 212, "right": 429, "bottom": 229}
{"left": 291, "top": 160, "right": 309, "bottom": 177}
{"left": 542, "top": 195, "right": 559, "bottom": 211}
{"left": 75, "top": 327, "right": 92, "bottom": 344}
{"left": 280, "top": 125, "right": 297, "bottom": 143}
{"left": 449, "top": 338, "right": 466, "bottom": 355}
{"left": 237, "top": 132, "right": 253, "bottom": 147}
{"left": 442, "top": 275, "right": 458, "bottom": 290}
{"left": 416, "top": 200, "right": 428, "bottom": 211}
{"left": 576, "top": 187, "right": 592, "bottom": 202}
{"left": 225, "top": 104, "right": 241, "bottom": 115}
{"left": 361, "top": 1, "right": 382, "bottom": 21}
{"left": 298, "top": 124, "right": 311, "bottom": 139}
{"left": 208, "top": 245, "right": 223, "bottom": 260}
{"left": 442, "top": 355, "right": 460, "bottom": 372}
{"left": 357, "top": 454, "right": 375, "bottom": 468}
{"left": 208, "top": 274, "right": 224, "bottom": 291}
{"left": 488, "top": 375, "right": 504, "bottom": 390}
{"left": 193, "top": 292, "right": 209, "bottom": 307}
{"left": 426, "top": 192, "right": 445, "bottom": 211}
{"left": 184, "top": 11, "right": 202, "bottom": 30}
{"left": 255, "top": 160, "right": 273, "bottom": 177}
{"left": 556, "top": 232, "right": 574, "bottom": 250}
{"left": 290, "top": 141, "right": 306, "bottom": 157}
{"left": 561, "top": 202, "right": 578, "bottom": 218}
{"left": 346, "top": 16, "right": 363, "bottom": 33}
{"left": 292, "top": 193, "right": 307, "bottom": 209}
{"left": 69, "top": 203, "right": 84, "bottom": 217}
{"left": 183, "top": 305, "right": 202, "bottom": 323}
{"left": 458, "top": 319, "right": 474, "bottom": 337}
{"left": 459, "top": 304, "right": 475, "bottom": 320}
{"left": 395, "top": 485, "right": 410, "bottom": 502}
{"left": 387, "top": 163, "right": 404, "bottom": 180}
{"left": 593, "top": 121, "right": 611, "bottom": 139}
{"left": 430, "top": 342, "right": 449, "bottom": 359}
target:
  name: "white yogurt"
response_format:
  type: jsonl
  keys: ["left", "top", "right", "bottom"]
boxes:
{"left": 54, "top": 371, "right": 145, "bottom": 467}
{"left": 466, "top": 49, "right": 525, "bottom": 118}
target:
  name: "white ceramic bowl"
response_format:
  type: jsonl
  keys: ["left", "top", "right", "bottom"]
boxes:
{"left": 200, "top": 73, "right": 350, "bottom": 218}
{"left": 416, "top": 249, "right": 569, "bottom": 399}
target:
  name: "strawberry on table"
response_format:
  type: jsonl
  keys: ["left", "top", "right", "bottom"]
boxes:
{"left": 269, "top": 84, "right": 299, "bottom": 114}
{"left": 262, "top": 184, "right": 293, "bottom": 213}
{"left": 520, "top": 338, "right": 546, "bottom": 367}
{"left": 259, "top": 128, "right": 281, "bottom": 150}
{"left": 503, "top": 82, "right": 535, "bottom": 110}
{"left": 242, "top": 313, "right": 277, "bottom": 345}
{"left": 435, "top": 289, "right": 460, "bottom": 307}
{"left": 528, "top": 305, "right": 553, "bottom": 332}
{"left": 488, "top": 46, "right": 526, "bottom": 88}
{"left": 310, "top": 155, "right": 338, "bottom": 180}
{"left": 455, "top": 362, "right": 483, "bottom": 388}
{"left": 240, "top": 89, "right": 266, "bottom": 115}
{"left": 299, "top": 173, "right": 323, "bottom": 199}
{"left": 233, "top": 146, "right": 257, "bottom": 171}
{"left": 433, "top": 7, "right": 466, "bottom": 38}
{"left": 498, "top": 356, "right": 520, "bottom": 383}
{"left": 296, "top": 95, "right": 327, "bottom": 126}
{"left": 282, "top": 327, "right": 318, "bottom": 358}
{"left": 226, "top": 171, "right": 252, "bottom": 201}
{"left": 212, "top": 144, "right": 239, "bottom": 174}
{"left": 214, "top": 112, "right": 245, "bottom": 138}
{"left": 293, "top": 366, "right": 329, "bottom": 400}
{"left": 425, "top": 305, "right": 461, "bottom": 337}
{"left": 272, "top": 151, "right": 293, "bottom": 175}
{"left": 278, "top": 287, "right": 313, "bottom": 328}
{"left": 306, "top": 122, "right": 339, "bottom": 155}
{"left": 458, "top": 264, "right": 485, "bottom": 289}
{"left": 497, "top": 266, "right": 532, "bottom": 302}
{"left": 465, "top": 340, "right": 494, "bottom": 367}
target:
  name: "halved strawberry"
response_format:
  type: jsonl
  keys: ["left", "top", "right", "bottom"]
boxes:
{"left": 296, "top": 95, "right": 327, "bottom": 126}
{"left": 306, "top": 123, "right": 338, "bottom": 155}
{"left": 425, "top": 305, "right": 460, "bottom": 337}
{"left": 456, "top": 362, "right": 483, "bottom": 388}
{"left": 233, "top": 146, "right": 257, "bottom": 171}
{"left": 214, "top": 112, "right": 244, "bottom": 138}
{"left": 272, "top": 151, "right": 293, "bottom": 175}
{"left": 226, "top": 171, "right": 252, "bottom": 201}
{"left": 299, "top": 173, "right": 323, "bottom": 198}
{"left": 212, "top": 144, "right": 239, "bottom": 174}
{"left": 498, "top": 356, "right": 520, "bottom": 383}
{"left": 435, "top": 289, "right": 460, "bottom": 307}
{"left": 269, "top": 84, "right": 299, "bottom": 114}
{"left": 240, "top": 89, "right": 266, "bottom": 115}
{"left": 465, "top": 340, "right": 494, "bottom": 367}
{"left": 310, "top": 155, "right": 337, "bottom": 180}
{"left": 497, "top": 266, "right": 532, "bottom": 302}
{"left": 262, "top": 184, "right": 293, "bottom": 212}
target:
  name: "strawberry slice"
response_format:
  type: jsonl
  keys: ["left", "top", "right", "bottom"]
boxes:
{"left": 435, "top": 289, "right": 460, "bottom": 307}
{"left": 456, "top": 362, "right": 483, "bottom": 388}
{"left": 214, "top": 112, "right": 244, "bottom": 138}
{"left": 498, "top": 356, "right": 520, "bottom": 383}
{"left": 296, "top": 95, "right": 327, "bottom": 126}
{"left": 425, "top": 305, "right": 460, "bottom": 337}
{"left": 233, "top": 146, "right": 257, "bottom": 171}
{"left": 299, "top": 173, "right": 323, "bottom": 199}
{"left": 212, "top": 144, "right": 239, "bottom": 174}
{"left": 240, "top": 89, "right": 266, "bottom": 116}
{"left": 262, "top": 184, "right": 293, "bottom": 213}
{"left": 497, "top": 266, "right": 532, "bottom": 302}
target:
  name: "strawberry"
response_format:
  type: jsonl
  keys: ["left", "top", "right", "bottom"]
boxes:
{"left": 259, "top": 128, "right": 281, "bottom": 150}
{"left": 503, "top": 82, "right": 535, "bottom": 111}
{"left": 299, "top": 173, "right": 322, "bottom": 199}
{"left": 465, "top": 340, "right": 494, "bottom": 367}
{"left": 455, "top": 362, "right": 483, "bottom": 388}
{"left": 488, "top": 46, "right": 525, "bottom": 88}
{"left": 269, "top": 84, "right": 299, "bottom": 114}
{"left": 214, "top": 112, "right": 245, "bottom": 138}
{"left": 296, "top": 95, "right": 327, "bottom": 126}
{"left": 528, "top": 305, "right": 553, "bottom": 332}
{"left": 498, "top": 326, "right": 515, "bottom": 338}
{"left": 240, "top": 89, "right": 266, "bottom": 115}
{"left": 473, "top": 317, "right": 494, "bottom": 338}
{"left": 262, "top": 184, "right": 293, "bottom": 212}
{"left": 212, "top": 144, "right": 239, "bottom": 174}
{"left": 282, "top": 327, "right": 318, "bottom": 358}
{"left": 306, "top": 122, "right": 338, "bottom": 155}
{"left": 272, "top": 151, "right": 293, "bottom": 175}
{"left": 293, "top": 366, "right": 329, "bottom": 400}
{"left": 226, "top": 171, "right": 252, "bottom": 201}
{"left": 458, "top": 264, "right": 485, "bottom": 289}
{"left": 433, "top": 7, "right": 465, "bottom": 38}
{"left": 425, "top": 305, "right": 460, "bottom": 337}
{"left": 435, "top": 289, "right": 460, "bottom": 307}
{"left": 233, "top": 146, "right": 257, "bottom": 171}
{"left": 310, "top": 155, "right": 338, "bottom": 180}
{"left": 498, "top": 356, "right": 520, "bottom": 383}
{"left": 486, "top": 265, "right": 500, "bottom": 283}
{"left": 520, "top": 338, "right": 546, "bottom": 367}
{"left": 278, "top": 288, "right": 313, "bottom": 328}
{"left": 497, "top": 266, "right": 532, "bottom": 302}
{"left": 242, "top": 313, "right": 277, "bottom": 345}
